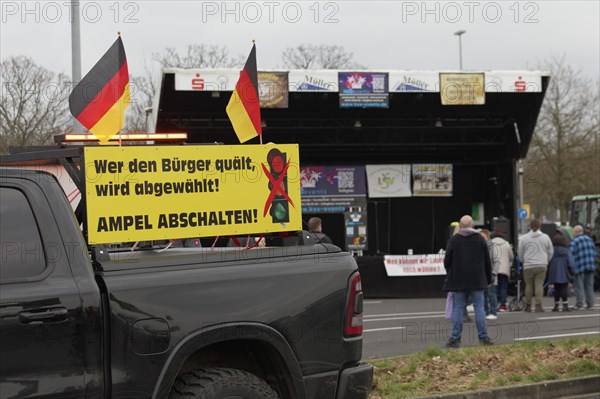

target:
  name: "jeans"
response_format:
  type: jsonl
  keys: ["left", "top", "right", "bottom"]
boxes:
{"left": 497, "top": 274, "right": 509, "bottom": 306}
{"left": 485, "top": 285, "right": 498, "bottom": 315}
{"left": 524, "top": 266, "right": 547, "bottom": 307}
{"left": 451, "top": 290, "right": 488, "bottom": 340}
{"left": 575, "top": 271, "right": 595, "bottom": 308}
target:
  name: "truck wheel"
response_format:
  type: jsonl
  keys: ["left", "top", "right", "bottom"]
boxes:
{"left": 169, "top": 367, "right": 279, "bottom": 399}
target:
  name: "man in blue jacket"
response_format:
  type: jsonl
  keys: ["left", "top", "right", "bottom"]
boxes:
{"left": 444, "top": 215, "right": 493, "bottom": 348}
{"left": 570, "top": 225, "right": 597, "bottom": 310}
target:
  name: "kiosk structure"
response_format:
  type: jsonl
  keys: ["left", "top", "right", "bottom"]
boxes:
{"left": 151, "top": 69, "right": 549, "bottom": 297}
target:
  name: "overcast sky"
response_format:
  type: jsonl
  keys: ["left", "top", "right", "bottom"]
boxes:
{"left": 1, "top": 1, "right": 599, "bottom": 81}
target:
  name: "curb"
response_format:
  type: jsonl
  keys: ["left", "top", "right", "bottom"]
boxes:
{"left": 415, "top": 375, "right": 600, "bottom": 399}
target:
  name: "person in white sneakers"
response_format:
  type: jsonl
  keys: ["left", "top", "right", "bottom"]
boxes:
{"left": 480, "top": 229, "right": 498, "bottom": 320}
{"left": 491, "top": 231, "right": 514, "bottom": 312}
{"left": 518, "top": 220, "right": 553, "bottom": 313}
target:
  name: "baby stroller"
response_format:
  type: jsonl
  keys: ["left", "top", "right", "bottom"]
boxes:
{"left": 508, "top": 255, "right": 525, "bottom": 311}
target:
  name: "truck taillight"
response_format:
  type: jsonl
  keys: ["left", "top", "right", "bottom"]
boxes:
{"left": 345, "top": 273, "right": 364, "bottom": 337}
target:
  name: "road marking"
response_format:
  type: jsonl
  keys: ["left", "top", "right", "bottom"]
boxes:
{"left": 537, "top": 314, "right": 600, "bottom": 321}
{"left": 364, "top": 326, "right": 406, "bottom": 333}
{"left": 364, "top": 301, "right": 383, "bottom": 304}
{"left": 365, "top": 314, "right": 446, "bottom": 322}
{"left": 515, "top": 331, "right": 600, "bottom": 341}
{"left": 365, "top": 311, "right": 447, "bottom": 318}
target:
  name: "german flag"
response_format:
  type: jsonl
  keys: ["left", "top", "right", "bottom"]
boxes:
{"left": 226, "top": 43, "right": 262, "bottom": 143}
{"left": 69, "top": 36, "right": 130, "bottom": 144}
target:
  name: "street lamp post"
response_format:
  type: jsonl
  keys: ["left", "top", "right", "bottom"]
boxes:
{"left": 71, "top": 0, "right": 82, "bottom": 133}
{"left": 454, "top": 30, "right": 466, "bottom": 70}
{"left": 518, "top": 161, "right": 525, "bottom": 235}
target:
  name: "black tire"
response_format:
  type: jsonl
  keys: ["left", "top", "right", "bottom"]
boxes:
{"left": 508, "top": 298, "right": 524, "bottom": 312}
{"left": 169, "top": 367, "right": 279, "bottom": 399}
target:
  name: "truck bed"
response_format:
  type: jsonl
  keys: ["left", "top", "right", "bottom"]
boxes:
{"left": 100, "top": 245, "right": 363, "bottom": 398}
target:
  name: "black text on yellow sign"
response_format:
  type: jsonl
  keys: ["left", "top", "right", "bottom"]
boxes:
{"left": 84, "top": 145, "right": 301, "bottom": 244}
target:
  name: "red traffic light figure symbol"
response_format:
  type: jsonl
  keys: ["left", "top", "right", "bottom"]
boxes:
{"left": 262, "top": 148, "right": 295, "bottom": 223}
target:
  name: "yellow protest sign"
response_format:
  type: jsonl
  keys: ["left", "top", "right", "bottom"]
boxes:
{"left": 84, "top": 145, "right": 301, "bottom": 244}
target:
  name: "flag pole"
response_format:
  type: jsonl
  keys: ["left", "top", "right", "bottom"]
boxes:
{"left": 70, "top": 0, "right": 82, "bottom": 134}
{"left": 253, "top": 39, "right": 263, "bottom": 145}
{"left": 118, "top": 31, "right": 123, "bottom": 147}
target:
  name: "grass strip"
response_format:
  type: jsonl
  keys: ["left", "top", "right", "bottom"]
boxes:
{"left": 369, "top": 337, "right": 600, "bottom": 398}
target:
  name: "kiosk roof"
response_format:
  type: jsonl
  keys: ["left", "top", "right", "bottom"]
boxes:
{"left": 154, "top": 69, "right": 549, "bottom": 164}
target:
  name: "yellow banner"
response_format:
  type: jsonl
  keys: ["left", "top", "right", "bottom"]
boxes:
{"left": 84, "top": 145, "right": 301, "bottom": 244}
{"left": 439, "top": 73, "right": 485, "bottom": 105}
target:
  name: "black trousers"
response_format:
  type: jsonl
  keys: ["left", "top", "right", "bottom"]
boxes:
{"left": 553, "top": 283, "right": 569, "bottom": 302}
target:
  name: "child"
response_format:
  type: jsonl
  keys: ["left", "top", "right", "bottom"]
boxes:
{"left": 547, "top": 234, "right": 576, "bottom": 312}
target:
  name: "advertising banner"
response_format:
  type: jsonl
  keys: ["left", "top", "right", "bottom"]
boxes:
{"left": 300, "top": 166, "right": 366, "bottom": 213}
{"left": 384, "top": 254, "right": 447, "bottom": 276}
{"left": 174, "top": 69, "right": 238, "bottom": 91}
{"left": 339, "top": 72, "right": 389, "bottom": 108}
{"left": 300, "top": 165, "right": 368, "bottom": 250}
{"left": 389, "top": 71, "right": 439, "bottom": 92}
{"left": 366, "top": 164, "right": 412, "bottom": 198}
{"left": 440, "top": 73, "right": 485, "bottom": 105}
{"left": 173, "top": 69, "right": 543, "bottom": 94}
{"left": 289, "top": 70, "right": 338, "bottom": 92}
{"left": 84, "top": 145, "right": 301, "bottom": 244}
{"left": 258, "top": 71, "right": 289, "bottom": 108}
{"left": 412, "top": 164, "right": 453, "bottom": 197}
{"left": 300, "top": 165, "right": 366, "bottom": 197}
{"left": 472, "top": 202, "right": 485, "bottom": 225}
{"left": 485, "top": 71, "right": 543, "bottom": 93}
{"left": 345, "top": 205, "right": 368, "bottom": 251}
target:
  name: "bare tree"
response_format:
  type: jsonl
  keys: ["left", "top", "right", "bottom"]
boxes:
{"left": 124, "top": 45, "right": 244, "bottom": 132}
{"left": 124, "top": 72, "right": 156, "bottom": 133}
{"left": 525, "top": 55, "right": 600, "bottom": 221}
{"left": 0, "top": 56, "right": 71, "bottom": 153}
{"left": 282, "top": 44, "right": 365, "bottom": 69}
{"left": 152, "top": 44, "right": 244, "bottom": 69}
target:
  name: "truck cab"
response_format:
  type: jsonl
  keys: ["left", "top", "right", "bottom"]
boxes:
{"left": 0, "top": 169, "right": 105, "bottom": 396}
{"left": 569, "top": 194, "right": 600, "bottom": 290}
{"left": 569, "top": 194, "right": 600, "bottom": 244}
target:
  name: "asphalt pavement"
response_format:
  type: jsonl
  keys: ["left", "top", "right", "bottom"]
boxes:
{"left": 362, "top": 294, "right": 600, "bottom": 360}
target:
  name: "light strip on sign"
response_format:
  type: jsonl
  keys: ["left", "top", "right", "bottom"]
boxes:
{"left": 55, "top": 133, "right": 188, "bottom": 143}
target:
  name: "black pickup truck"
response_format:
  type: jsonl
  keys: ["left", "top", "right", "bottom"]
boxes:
{"left": 0, "top": 168, "right": 372, "bottom": 398}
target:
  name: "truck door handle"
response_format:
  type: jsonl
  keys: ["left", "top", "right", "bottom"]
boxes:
{"left": 19, "top": 308, "right": 68, "bottom": 324}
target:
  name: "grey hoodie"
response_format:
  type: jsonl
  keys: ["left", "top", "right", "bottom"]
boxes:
{"left": 457, "top": 228, "right": 479, "bottom": 237}
{"left": 491, "top": 236, "right": 514, "bottom": 277}
{"left": 518, "top": 230, "right": 553, "bottom": 269}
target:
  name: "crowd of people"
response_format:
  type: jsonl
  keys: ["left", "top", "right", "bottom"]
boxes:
{"left": 443, "top": 215, "right": 597, "bottom": 348}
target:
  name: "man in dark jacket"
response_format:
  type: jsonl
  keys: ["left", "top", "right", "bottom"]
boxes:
{"left": 444, "top": 215, "right": 493, "bottom": 348}
{"left": 307, "top": 217, "right": 333, "bottom": 244}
